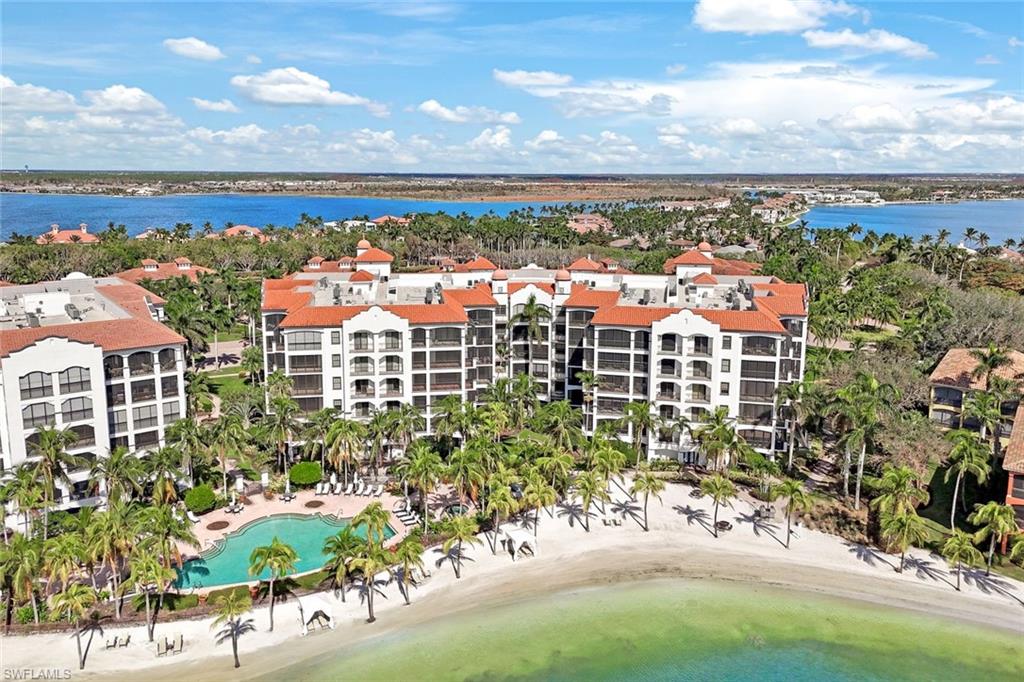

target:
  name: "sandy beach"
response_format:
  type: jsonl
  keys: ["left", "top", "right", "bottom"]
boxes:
{"left": 3, "top": 477, "right": 1022, "bottom": 680}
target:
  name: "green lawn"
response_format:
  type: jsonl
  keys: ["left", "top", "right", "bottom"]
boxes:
{"left": 204, "top": 324, "right": 247, "bottom": 344}
{"left": 845, "top": 325, "right": 897, "bottom": 345}
{"left": 205, "top": 370, "right": 246, "bottom": 396}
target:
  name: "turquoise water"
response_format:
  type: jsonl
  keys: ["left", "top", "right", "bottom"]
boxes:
{"left": 802, "top": 199, "right": 1022, "bottom": 244}
{"left": 0, "top": 192, "right": 561, "bottom": 239}
{"left": 174, "top": 513, "right": 395, "bottom": 589}
{"left": 252, "top": 579, "right": 1024, "bottom": 681}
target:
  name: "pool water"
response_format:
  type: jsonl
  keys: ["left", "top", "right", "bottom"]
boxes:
{"left": 174, "top": 514, "right": 395, "bottom": 589}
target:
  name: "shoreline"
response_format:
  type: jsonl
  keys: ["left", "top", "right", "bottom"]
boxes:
{"left": 4, "top": 478, "right": 1020, "bottom": 680}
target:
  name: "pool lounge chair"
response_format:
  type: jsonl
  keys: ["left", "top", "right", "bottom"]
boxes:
{"left": 333, "top": 482, "right": 344, "bottom": 494}
{"left": 373, "top": 484, "right": 384, "bottom": 497}
{"left": 186, "top": 510, "right": 200, "bottom": 523}
{"left": 362, "top": 484, "right": 374, "bottom": 497}
{"left": 344, "top": 483, "right": 354, "bottom": 495}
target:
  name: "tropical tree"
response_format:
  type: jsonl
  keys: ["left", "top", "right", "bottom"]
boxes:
{"left": 508, "top": 294, "right": 551, "bottom": 381}
{"left": 352, "top": 502, "right": 392, "bottom": 549}
{"left": 631, "top": 466, "right": 665, "bottom": 532}
{"left": 880, "top": 509, "right": 928, "bottom": 574}
{"left": 389, "top": 403, "right": 424, "bottom": 463}
{"left": 771, "top": 479, "right": 813, "bottom": 548}
{"left": 248, "top": 537, "right": 298, "bottom": 631}
{"left": 90, "top": 501, "right": 136, "bottom": 619}
{"left": 393, "top": 536, "right": 425, "bottom": 606}
{"left": 211, "top": 591, "right": 254, "bottom": 669}
{"left": 322, "top": 527, "right": 362, "bottom": 603}
{"left": 968, "top": 502, "right": 1017, "bottom": 575}
{"left": 128, "top": 552, "right": 175, "bottom": 642}
{"left": 621, "top": 401, "right": 656, "bottom": 467}
{"left": 366, "top": 410, "right": 395, "bottom": 474}
{"left": 775, "top": 378, "right": 818, "bottom": 471}
{"left": 144, "top": 446, "right": 183, "bottom": 505}
{"left": 446, "top": 449, "right": 485, "bottom": 507}
{"left": 184, "top": 370, "right": 212, "bottom": 416}
{"left": 432, "top": 395, "right": 469, "bottom": 451}
{"left": 522, "top": 470, "right": 557, "bottom": 537}
{"left": 302, "top": 407, "right": 337, "bottom": 470}
{"left": 830, "top": 372, "right": 898, "bottom": 509}
{"left": 137, "top": 503, "right": 198, "bottom": 570}
{"left": 1010, "top": 534, "right": 1024, "bottom": 566}
{"left": 969, "top": 343, "right": 1012, "bottom": 391}
{"left": 573, "top": 470, "right": 608, "bottom": 532}
{"left": 962, "top": 392, "right": 1003, "bottom": 464}
{"left": 164, "top": 418, "right": 207, "bottom": 486}
{"left": 28, "top": 426, "right": 82, "bottom": 537}
{"left": 239, "top": 345, "right": 264, "bottom": 385}
{"left": 43, "top": 533, "right": 85, "bottom": 596}
{"left": 943, "top": 430, "right": 990, "bottom": 529}
{"left": 265, "top": 370, "right": 293, "bottom": 402}
{"left": 48, "top": 583, "right": 98, "bottom": 670}
{"left": 485, "top": 482, "right": 519, "bottom": 553}
{"left": 349, "top": 543, "right": 391, "bottom": 623}
{"left": 2, "top": 467, "right": 43, "bottom": 536}
{"left": 402, "top": 440, "right": 444, "bottom": 533}
{"left": 442, "top": 516, "right": 481, "bottom": 579}
{"left": 690, "top": 407, "right": 740, "bottom": 471}
{"left": 536, "top": 449, "right": 573, "bottom": 492}
{"left": 89, "top": 446, "right": 144, "bottom": 502}
{"left": 325, "top": 418, "right": 366, "bottom": 484}
{"left": 700, "top": 473, "right": 736, "bottom": 538}
{"left": 10, "top": 533, "right": 43, "bottom": 624}
{"left": 941, "top": 530, "right": 983, "bottom": 592}
{"left": 870, "top": 465, "right": 929, "bottom": 517}
{"left": 265, "top": 396, "right": 300, "bottom": 476}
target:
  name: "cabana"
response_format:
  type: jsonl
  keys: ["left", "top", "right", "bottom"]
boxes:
{"left": 502, "top": 528, "right": 538, "bottom": 561}
{"left": 297, "top": 595, "right": 336, "bottom": 636}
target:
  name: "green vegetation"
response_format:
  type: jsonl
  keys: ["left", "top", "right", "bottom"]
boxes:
{"left": 288, "top": 462, "right": 322, "bottom": 487}
{"left": 184, "top": 484, "right": 217, "bottom": 515}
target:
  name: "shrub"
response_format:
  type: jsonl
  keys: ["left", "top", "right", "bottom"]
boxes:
{"left": 289, "top": 461, "right": 322, "bottom": 487}
{"left": 185, "top": 484, "right": 217, "bottom": 515}
{"left": 15, "top": 602, "right": 47, "bottom": 625}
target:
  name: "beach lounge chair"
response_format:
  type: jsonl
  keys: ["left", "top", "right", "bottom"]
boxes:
{"left": 119, "top": 634, "right": 131, "bottom": 647}
{"left": 333, "top": 482, "right": 343, "bottom": 494}
{"left": 173, "top": 634, "right": 184, "bottom": 655}
{"left": 344, "top": 483, "right": 354, "bottom": 495}
{"left": 373, "top": 484, "right": 384, "bottom": 497}
{"left": 105, "top": 636, "right": 119, "bottom": 649}
{"left": 186, "top": 510, "right": 200, "bottom": 523}
{"left": 362, "top": 484, "right": 374, "bottom": 497}
{"left": 157, "top": 640, "right": 167, "bottom": 657}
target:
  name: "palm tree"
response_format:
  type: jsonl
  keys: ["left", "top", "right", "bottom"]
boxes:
{"left": 1010, "top": 534, "right": 1024, "bottom": 566}
{"left": 265, "top": 396, "right": 300, "bottom": 476}
{"left": 265, "top": 370, "right": 293, "bottom": 401}
{"left": 941, "top": 530, "right": 983, "bottom": 591}
{"left": 536, "top": 449, "right": 573, "bottom": 491}
{"left": 184, "top": 370, "right": 212, "bottom": 416}
{"left": 775, "top": 378, "right": 817, "bottom": 471}
{"left": 128, "top": 552, "right": 175, "bottom": 642}
{"left": 575, "top": 370, "right": 599, "bottom": 429}
{"left": 522, "top": 470, "right": 557, "bottom": 537}
{"left": 164, "top": 417, "right": 208, "bottom": 486}
{"left": 10, "top": 533, "right": 43, "bottom": 624}
{"left": 28, "top": 426, "right": 82, "bottom": 538}
{"left": 432, "top": 395, "right": 468, "bottom": 451}
{"left": 366, "top": 410, "right": 394, "bottom": 474}
{"left": 349, "top": 543, "right": 391, "bottom": 623}
{"left": 700, "top": 474, "right": 736, "bottom": 538}
{"left": 2, "top": 467, "right": 43, "bottom": 536}
{"left": 302, "top": 407, "right": 337, "bottom": 470}
{"left": 89, "top": 446, "right": 144, "bottom": 502}
{"left": 393, "top": 536, "right": 425, "bottom": 605}
{"left": 211, "top": 591, "right": 254, "bottom": 669}
{"left": 831, "top": 372, "right": 898, "bottom": 510}
{"left": 968, "top": 502, "right": 1017, "bottom": 575}
{"left": 943, "top": 430, "right": 990, "bottom": 529}
{"left": 48, "top": 583, "right": 97, "bottom": 670}
{"left": 325, "top": 418, "right": 366, "bottom": 486}
{"left": 485, "top": 483, "right": 518, "bottom": 554}
{"left": 631, "top": 466, "right": 665, "bottom": 532}
{"left": 962, "top": 392, "right": 1003, "bottom": 464}
{"left": 880, "top": 509, "right": 928, "bottom": 574}
{"left": 353, "top": 501, "right": 392, "bottom": 548}
{"left": 389, "top": 403, "right": 424, "bottom": 464}
{"left": 621, "top": 401, "right": 656, "bottom": 467}
{"left": 239, "top": 345, "right": 264, "bottom": 385}
{"left": 144, "top": 447, "right": 183, "bottom": 505}
{"left": 446, "top": 449, "right": 485, "bottom": 507}
{"left": 509, "top": 294, "right": 551, "bottom": 382}
{"left": 771, "top": 479, "right": 812, "bottom": 548}
{"left": 137, "top": 503, "right": 198, "bottom": 570}
{"left": 89, "top": 502, "right": 135, "bottom": 619}
{"left": 442, "top": 516, "right": 481, "bottom": 579}
{"left": 969, "top": 344, "right": 1011, "bottom": 390}
{"left": 869, "top": 465, "right": 929, "bottom": 517}
{"left": 43, "top": 533, "right": 84, "bottom": 596}
{"left": 691, "top": 407, "right": 740, "bottom": 471}
{"left": 573, "top": 471, "right": 607, "bottom": 532}
{"left": 248, "top": 537, "right": 298, "bottom": 631}
{"left": 322, "top": 526, "right": 362, "bottom": 603}
{"left": 403, "top": 441, "right": 444, "bottom": 533}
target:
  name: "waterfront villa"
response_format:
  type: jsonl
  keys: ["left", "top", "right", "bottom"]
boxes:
{"left": 261, "top": 241, "right": 808, "bottom": 464}
{"left": 114, "top": 257, "right": 215, "bottom": 284}
{"left": 35, "top": 223, "right": 100, "bottom": 245}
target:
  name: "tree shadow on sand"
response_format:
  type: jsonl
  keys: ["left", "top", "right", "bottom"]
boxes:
{"left": 962, "top": 568, "right": 1024, "bottom": 607}
{"left": 672, "top": 505, "right": 713, "bottom": 536}
{"left": 610, "top": 499, "right": 643, "bottom": 528}
{"left": 432, "top": 544, "right": 475, "bottom": 578}
{"left": 733, "top": 511, "right": 785, "bottom": 548}
{"left": 556, "top": 500, "right": 588, "bottom": 530}
{"left": 902, "top": 555, "right": 956, "bottom": 589}
{"left": 843, "top": 541, "right": 897, "bottom": 571}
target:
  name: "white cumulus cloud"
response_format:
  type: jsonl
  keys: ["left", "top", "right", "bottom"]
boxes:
{"left": 493, "top": 68, "right": 572, "bottom": 87}
{"left": 188, "top": 124, "right": 268, "bottom": 146}
{"left": 163, "top": 37, "right": 226, "bottom": 61}
{"left": 469, "top": 125, "right": 513, "bottom": 150}
{"left": 191, "top": 97, "right": 240, "bottom": 113}
{"left": 84, "top": 85, "right": 166, "bottom": 113}
{"left": 417, "top": 99, "right": 520, "bottom": 124}
{"left": 693, "top": 0, "right": 861, "bottom": 35}
{"left": 230, "top": 67, "right": 388, "bottom": 116}
{"left": 245, "top": 54, "right": 262, "bottom": 65}
{"left": 710, "top": 117, "right": 766, "bottom": 137}
{"left": 803, "top": 29, "right": 934, "bottom": 59}
{"left": 0, "top": 75, "right": 78, "bottom": 112}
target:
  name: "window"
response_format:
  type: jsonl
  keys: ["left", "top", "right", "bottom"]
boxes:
{"left": 382, "top": 356, "right": 403, "bottom": 373}
{"left": 431, "top": 328, "right": 461, "bottom": 346}
{"left": 721, "top": 382, "right": 730, "bottom": 395}
{"left": 158, "top": 348, "right": 176, "bottom": 371}
{"left": 131, "top": 379, "right": 157, "bottom": 402}
{"left": 161, "top": 376, "right": 179, "bottom": 398}
{"left": 103, "top": 356, "right": 124, "bottom": 380}
{"left": 721, "top": 359, "right": 731, "bottom": 373}
{"left": 634, "top": 331, "right": 650, "bottom": 350}
{"left": 22, "top": 403, "right": 55, "bottom": 429}
{"left": 383, "top": 331, "right": 402, "bottom": 351}
{"left": 740, "top": 380, "right": 775, "bottom": 401}
{"left": 128, "top": 351, "right": 154, "bottom": 376}
{"left": 58, "top": 367, "right": 91, "bottom": 394}
{"left": 135, "top": 431, "right": 159, "bottom": 448}
{"left": 292, "top": 374, "right": 322, "bottom": 396}
{"left": 110, "top": 435, "right": 129, "bottom": 451}
{"left": 693, "top": 335, "right": 712, "bottom": 356}
{"left": 741, "top": 360, "right": 776, "bottom": 380}
{"left": 661, "top": 334, "right": 679, "bottom": 353}
{"left": 109, "top": 410, "right": 128, "bottom": 433}
{"left": 412, "top": 329, "right": 427, "bottom": 348}
{"left": 496, "top": 305, "right": 507, "bottom": 318}
{"left": 264, "top": 313, "right": 285, "bottom": 332}
{"left": 288, "top": 331, "right": 322, "bottom": 351}
{"left": 739, "top": 403, "right": 773, "bottom": 425}
{"left": 107, "top": 383, "right": 126, "bottom": 406}
{"left": 61, "top": 397, "right": 93, "bottom": 422}
{"left": 598, "top": 329, "right": 631, "bottom": 349}
{"left": 289, "top": 355, "right": 322, "bottom": 374}
{"left": 598, "top": 352, "right": 630, "bottom": 371}
{"left": 351, "top": 358, "right": 374, "bottom": 375}
{"left": 133, "top": 404, "right": 159, "bottom": 429}
{"left": 69, "top": 425, "right": 95, "bottom": 448}
{"left": 163, "top": 401, "right": 180, "bottom": 423}
{"left": 333, "top": 399, "right": 343, "bottom": 409}
{"left": 331, "top": 331, "right": 341, "bottom": 345}
{"left": 930, "top": 410, "right": 959, "bottom": 428}
{"left": 19, "top": 372, "right": 52, "bottom": 400}
{"left": 568, "top": 310, "right": 593, "bottom": 326}
{"left": 739, "top": 429, "right": 772, "bottom": 448}
{"left": 351, "top": 332, "right": 373, "bottom": 351}
{"left": 932, "top": 387, "right": 963, "bottom": 408}
{"left": 742, "top": 336, "right": 776, "bottom": 356}
{"left": 333, "top": 377, "right": 343, "bottom": 390}
{"left": 332, "top": 354, "right": 341, "bottom": 368}
{"left": 722, "top": 335, "right": 732, "bottom": 350}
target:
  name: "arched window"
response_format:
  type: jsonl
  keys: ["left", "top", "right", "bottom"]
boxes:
{"left": 129, "top": 351, "right": 154, "bottom": 376}
{"left": 22, "top": 403, "right": 55, "bottom": 429}
{"left": 158, "top": 348, "right": 177, "bottom": 371}
{"left": 58, "top": 367, "right": 91, "bottom": 394}
{"left": 61, "top": 397, "right": 93, "bottom": 422}
{"left": 19, "top": 372, "right": 52, "bottom": 400}
{"left": 382, "top": 330, "right": 402, "bottom": 351}
{"left": 68, "top": 425, "right": 95, "bottom": 448}
{"left": 103, "top": 355, "right": 124, "bottom": 380}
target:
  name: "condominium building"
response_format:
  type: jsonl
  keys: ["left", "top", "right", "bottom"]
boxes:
{"left": 261, "top": 241, "right": 808, "bottom": 464}
{"left": 0, "top": 275, "right": 187, "bottom": 514}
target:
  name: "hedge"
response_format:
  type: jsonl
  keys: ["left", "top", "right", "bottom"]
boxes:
{"left": 184, "top": 484, "right": 217, "bottom": 515}
{"left": 289, "top": 461, "right": 322, "bottom": 487}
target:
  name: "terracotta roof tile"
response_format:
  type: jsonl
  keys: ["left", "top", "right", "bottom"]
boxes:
{"left": 663, "top": 251, "right": 714, "bottom": 271}
{"left": 354, "top": 247, "right": 395, "bottom": 263}
{"left": 0, "top": 319, "right": 184, "bottom": 357}
{"left": 1003, "top": 403, "right": 1024, "bottom": 474}
{"left": 753, "top": 295, "right": 808, "bottom": 317}
{"left": 929, "top": 349, "right": 1024, "bottom": 391}
{"left": 564, "top": 286, "right": 621, "bottom": 308}
{"left": 692, "top": 273, "right": 718, "bottom": 285}
{"left": 443, "top": 284, "right": 497, "bottom": 307}
{"left": 349, "top": 270, "right": 376, "bottom": 283}
{"left": 465, "top": 256, "right": 498, "bottom": 271}
{"left": 115, "top": 261, "right": 214, "bottom": 284}
{"left": 568, "top": 256, "right": 603, "bottom": 272}
{"left": 591, "top": 306, "right": 678, "bottom": 327}
{"left": 694, "top": 309, "right": 788, "bottom": 333}
{"left": 508, "top": 282, "right": 555, "bottom": 295}
{"left": 711, "top": 258, "right": 761, "bottom": 276}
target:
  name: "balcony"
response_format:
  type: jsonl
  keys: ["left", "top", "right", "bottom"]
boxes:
{"left": 292, "top": 387, "right": 322, "bottom": 397}
{"left": 687, "top": 372, "right": 711, "bottom": 381}
{"left": 657, "top": 390, "right": 681, "bottom": 401}
{"left": 430, "top": 383, "right": 460, "bottom": 391}
{"left": 380, "top": 365, "right": 403, "bottom": 375}
{"left": 288, "top": 365, "right": 322, "bottom": 375}
{"left": 431, "top": 361, "right": 461, "bottom": 369}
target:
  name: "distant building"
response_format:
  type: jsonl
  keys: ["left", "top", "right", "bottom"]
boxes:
{"left": 35, "top": 223, "right": 100, "bottom": 245}
{"left": 566, "top": 214, "right": 614, "bottom": 235}
{"left": 372, "top": 215, "right": 411, "bottom": 227}
{"left": 114, "top": 258, "right": 214, "bottom": 284}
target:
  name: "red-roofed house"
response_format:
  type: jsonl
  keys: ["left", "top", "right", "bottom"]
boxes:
{"left": 115, "top": 258, "right": 215, "bottom": 284}
{"left": 36, "top": 223, "right": 100, "bottom": 245}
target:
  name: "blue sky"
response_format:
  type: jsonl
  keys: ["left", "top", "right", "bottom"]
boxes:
{"left": 2, "top": 1, "right": 1022, "bottom": 172}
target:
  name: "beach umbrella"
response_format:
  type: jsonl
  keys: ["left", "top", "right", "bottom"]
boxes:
{"left": 330, "top": 472, "right": 337, "bottom": 485}
{"left": 286, "top": 478, "right": 292, "bottom": 497}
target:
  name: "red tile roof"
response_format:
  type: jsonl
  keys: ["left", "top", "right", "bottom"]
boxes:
{"left": 349, "top": 270, "right": 376, "bottom": 283}
{"left": 97, "top": 282, "right": 167, "bottom": 318}
{"left": 262, "top": 281, "right": 311, "bottom": 312}
{"left": 711, "top": 258, "right": 761, "bottom": 276}
{"left": 564, "top": 287, "right": 621, "bottom": 308}
{"left": 929, "top": 349, "right": 1024, "bottom": 391}
{"left": 694, "top": 309, "right": 788, "bottom": 333}
{"left": 35, "top": 225, "right": 100, "bottom": 245}
{"left": 443, "top": 284, "right": 497, "bottom": 307}
{"left": 221, "top": 225, "right": 268, "bottom": 243}
{"left": 465, "top": 256, "right": 498, "bottom": 271}
{"left": 280, "top": 306, "right": 370, "bottom": 327}
{"left": 568, "top": 256, "right": 603, "bottom": 272}
{"left": 387, "top": 304, "right": 467, "bottom": 324}
{"left": 753, "top": 296, "right": 808, "bottom": 317}
{"left": 508, "top": 282, "right": 555, "bottom": 295}
{"left": 591, "top": 306, "right": 678, "bottom": 327}
{"left": 115, "top": 261, "right": 214, "bottom": 284}
{"left": 752, "top": 282, "right": 807, "bottom": 297}
{"left": 663, "top": 251, "right": 714, "bottom": 271}
{"left": 1003, "top": 403, "right": 1024, "bottom": 474}
{"left": 354, "top": 247, "right": 395, "bottom": 263}
{"left": 692, "top": 273, "right": 718, "bottom": 285}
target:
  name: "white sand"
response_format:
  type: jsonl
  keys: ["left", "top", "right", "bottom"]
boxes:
{"left": 3, "top": 477, "right": 1022, "bottom": 680}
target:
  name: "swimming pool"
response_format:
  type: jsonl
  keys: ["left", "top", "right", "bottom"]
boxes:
{"left": 174, "top": 513, "right": 396, "bottom": 589}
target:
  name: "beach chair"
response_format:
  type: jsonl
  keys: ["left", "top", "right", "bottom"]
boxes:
{"left": 119, "top": 634, "right": 131, "bottom": 648}
{"left": 373, "top": 484, "right": 384, "bottom": 497}
{"left": 186, "top": 510, "right": 200, "bottom": 523}
{"left": 333, "top": 482, "right": 343, "bottom": 495}
{"left": 105, "top": 636, "right": 119, "bottom": 649}
{"left": 356, "top": 482, "right": 367, "bottom": 496}
{"left": 157, "top": 640, "right": 167, "bottom": 657}
{"left": 362, "top": 484, "right": 374, "bottom": 497}
{"left": 344, "top": 483, "right": 354, "bottom": 495}
{"left": 173, "top": 634, "right": 184, "bottom": 655}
